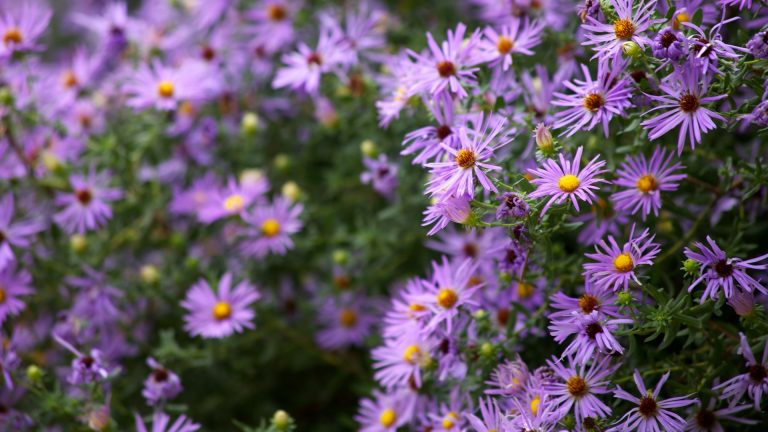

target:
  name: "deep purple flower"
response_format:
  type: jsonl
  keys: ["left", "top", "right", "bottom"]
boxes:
{"left": 582, "top": 0, "right": 658, "bottom": 61}
{"left": 497, "top": 192, "right": 530, "bottom": 220}
{"left": 715, "top": 332, "right": 768, "bottom": 410}
{"left": 552, "top": 61, "right": 633, "bottom": 137}
{"left": 550, "top": 311, "right": 632, "bottom": 364}
{"left": 528, "top": 146, "right": 608, "bottom": 216}
{"left": 54, "top": 168, "right": 124, "bottom": 234}
{"left": 685, "top": 399, "right": 756, "bottom": 431}
{"left": 545, "top": 355, "right": 618, "bottom": 424}
{"left": 240, "top": 197, "right": 303, "bottom": 258}
{"left": 181, "top": 273, "right": 261, "bottom": 339}
{"left": 0, "top": 2, "right": 52, "bottom": 59}
{"left": 134, "top": 412, "right": 200, "bottom": 432}
{"left": 361, "top": 154, "right": 399, "bottom": 200}
{"left": 479, "top": 18, "right": 544, "bottom": 71}
{"left": 612, "top": 148, "right": 686, "bottom": 219}
{"left": 408, "top": 23, "right": 483, "bottom": 100}
{"left": 746, "top": 30, "right": 768, "bottom": 59}
{"left": 142, "top": 357, "right": 182, "bottom": 406}
{"left": 641, "top": 65, "right": 726, "bottom": 155}
{"left": 425, "top": 116, "right": 510, "bottom": 198}
{"left": 315, "top": 293, "right": 377, "bottom": 350}
{"left": 684, "top": 18, "right": 748, "bottom": 75}
{"left": 0, "top": 263, "right": 34, "bottom": 325}
{"left": 684, "top": 236, "right": 768, "bottom": 301}
{"left": 583, "top": 226, "right": 661, "bottom": 292}
{"left": 612, "top": 370, "right": 697, "bottom": 432}
{"left": 652, "top": 27, "right": 687, "bottom": 61}
{"left": 0, "top": 194, "right": 44, "bottom": 271}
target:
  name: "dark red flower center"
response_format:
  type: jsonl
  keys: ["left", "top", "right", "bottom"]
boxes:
{"left": 76, "top": 189, "right": 93, "bottom": 205}
{"left": 695, "top": 409, "right": 716, "bottom": 429}
{"left": 267, "top": 4, "right": 287, "bottom": 21}
{"left": 153, "top": 368, "right": 169, "bottom": 382}
{"left": 582, "top": 417, "right": 598, "bottom": 430}
{"left": 585, "top": 322, "right": 603, "bottom": 339}
{"left": 678, "top": 93, "right": 700, "bottom": 113}
{"left": 496, "top": 308, "right": 510, "bottom": 326}
{"left": 638, "top": 395, "right": 658, "bottom": 417}
{"left": 463, "top": 243, "right": 478, "bottom": 258}
{"left": 307, "top": 52, "right": 323, "bottom": 65}
{"left": 748, "top": 364, "right": 767, "bottom": 383}
{"left": 80, "top": 356, "right": 95, "bottom": 368}
{"left": 714, "top": 259, "right": 733, "bottom": 278}
{"left": 436, "top": 60, "right": 456, "bottom": 77}
{"left": 579, "top": 294, "right": 599, "bottom": 314}
{"left": 582, "top": 93, "right": 604, "bottom": 112}
{"left": 660, "top": 31, "right": 677, "bottom": 48}
{"left": 630, "top": 70, "right": 646, "bottom": 83}
{"left": 436, "top": 124, "right": 453, "bottom": 140}
{"left": 201, "top": 44, "right": 216, "bottom": 61}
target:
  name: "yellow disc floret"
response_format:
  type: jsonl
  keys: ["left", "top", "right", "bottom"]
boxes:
{"left": 558, "top": 174, "right": 580, "bottom": 193}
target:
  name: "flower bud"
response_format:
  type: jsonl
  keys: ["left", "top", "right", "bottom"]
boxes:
{"left": 0, "top": 87, "right": 14, "bottom": 107}
{"left": 281, "top": 181, "right": 301, "bottom": 202}
{"left": 240, "top": 168, "right": 265, "bottom": 186}
{"left": 617, "top": 290, "right": 633, "bottom": 306}
{"left": 360, "top": 139, "right": 378, "bottom": 158}
{"left": 622, "top": 41, "right": 642, "bottom": 57}
{"left": 140, "top": 265, "right": 160, "bottom": 284}
{"left": 70, "top": 234, "right": 88, "bottom": 254}
{"left": 333, "top": 249, "right": 349, "bottom": 265}
{"left": 682, "top": 258, "right": 699, "bottom": 275}
{"left": 274, "top": 154, "right": 291, "bottom": 172}
{"left": 479, "top": 342, "right": 494, "bottom": 358}
{"left": 26, "top": 365, "right": 43, "bottom": 383}
{"left": 473, "top": 309, "right": 487, "bottom": 320}
{"left": 86, "top": 406, "right": 110, "bottom": 431}
{"left": 272, "top": 410, "right": 293, "bottom": 430}
{"left": 728, "top": 291, "right": 755, "bottom": 317}
{"left": 534, "top": 123, "right": 553, "bottom": 153}
{"left": 240, "top": 112, "right": 260, "bottom": 135}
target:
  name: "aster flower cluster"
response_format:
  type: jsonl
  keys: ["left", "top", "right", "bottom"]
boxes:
{"left": 0, "top": 0, "right": 767, "bottom": 431}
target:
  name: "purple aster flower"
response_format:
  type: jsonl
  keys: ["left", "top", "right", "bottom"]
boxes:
{"left": 685, "top": 399, "right": 756, "bottom": 431}
{"left": 552, "top": 60, "right": 633, "bottom": 137}
{"left": 426, "top": 116, "right": 511, "bottom": 198}
{"left": 582, "top": 0, "right": 658, "bottom": 61}
{"left": 0, "top": 263, "right": 33, "bottom": 326}
{"left": 382, "top": 279, "right": 432, "bottom": 338}
{"left": 715, "top": 332, "right": 768, "bottom": 410}
{"left": 583, "top": 226, "right": 661, "bottom": 292}
{"left": 55, "top": 335, "right": 111, "bottom": 386}
{"left": 134, "top": 412, "right": 200, "bottom": 432}
{"left": 742, "top": 100, "right": 768, "bottom": 127}
{"left": 401, "top": 97, "right": 459, "bottom": 166}
{"left": 356, "top": 389, "right": 416, "bottom": 432}
{"left": 142, "top": 357, "right": 182, "bottom": 407}
{"left": 239, "top": 197, "right": 303, "bottom": 258}
{"left": 611, "top": 370, "right": 698, "bottom": 432}
{"left": 372, "top": 330, "right": 435, "bottom": 389}
{"left": 479, "top": 18, "right": 544, "bottom": 71}
{"left": 727, "top": 291, "right": 756, "bottom": 317}
{"left": 0, "top": 2, "right": 52, "bottom": 59}
{"left": 0, "top": 194, "right": 44, "bottom": 271}
{"left": 273, "top": 23, "right": 352, "bottom": 95}
{"left": 641, "top": 65, "right": 726, "bottom": 155}
{"left": 497, "top": 192, "right": 530, "bottom": 219}
{"left": 245, "top": 0, "right": 298, "bottom": 53}
{"left": 197, "top": 176, "right": 268, "bottom": 223}
{"left": 485, "top": 356, "right": 530, "bottom": 397}
{"left": 315, "top": 293, "right": 377, "bottom": 350}
{"left": 612, "top": 148, "right": 686, "bottom": 219}
{"left": 545, "top": 355, "right": 619, "bottom": 424}
{"left": 181, "top": 273, "right": 261, "bottom": 339}
{"left": 652, "top": 27, "right": 687, "bottom": 61}
{"left": 527, "top": 146, "right": 608, "bottom": 216}
{"left": 408, "top": 23, "right": 483, "bottom": 100}
{"left": 549, "top": 280, "right": 623, "bottom": 322}
{"left": 550, "top": 311, "right": 632, "bottom": 364}
{"left": 414, "top": 257, "right": 482, "bottom": 333}
{"left": 746, "top": 30, "right": 768, "bottom": 59}
{"left": 361, "top": 154, "right": 399, "bottom": 200}
{"left": 467, "top": 397, "right": 507, "bottom": 432}
{"left": 53, "top": 168, "right": 124, "bottom": 234}
{"left": 522, "top": 65, "right": 558, "bottom": 121}
{"left": 0, "top": 338, "right": 19, "bottom": 390}
{"left": 426, "top": 388, "right": 471, "bottom": 431}
{"left": 423, "top": 194, "right": 472, "bottom": 236}
{"left": 684, "top": 17, "right": 748, "bottom": 75}
{"left": 125, "top": 59, "right": 219, "bottom": 111}
{"left": 684, "top": 236, "right": 768, "bottom": 301}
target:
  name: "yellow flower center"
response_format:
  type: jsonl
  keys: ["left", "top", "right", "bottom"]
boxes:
{"left": 567, "top": 375, "right": 588, "bottom": 397}
{"left": 582, "top": 93, "right": 605, "bottom": 112}
{"left": 455, "top": 148, "right": 477, "bottom": 169}
{"left": 517, "top": 282, "right": 534, "bottom": 299}
{"left": 673, "top": 12, "right": 690, "bottom": 30}
{"left": 379, "top": 408, "right": 397, "bottom": 427}
{"left": 157, "top": 80, "right": 175, "bottom": 98}
{"left": 261, "top": 219, "right": 281, "bottom": 237}
{"left": 530, "top": 396, "right": 541, "bottom": 415}
{"left": 497, "top": 36, "right": 514, "bottom": 54}
{"left": 613, "top": 253, "right": 634, "bottom": 273}
{"left": 442, "top": 412, "right": 459, "bottom": 429}
{"left": 267, "top": 4, "right": 287, "bottom": 21}
{"left": 223, "top": 194, "right": 245, "bottom": 212}
{"left": 62, "top": 71, "right": 79, "bottom": 89}
{"left": 403, "top": 344, "right": 422, "bottom": 364}
{"left": 636, "top": 174, "right": 658, "bottom": 193}
{"left": 212, "top": 301, "right": 232, "bottom": 320}
{"left": 558, "top": 174, "right": 580, "bottom": 193}
{"left": 2, "top": 28, "right": 22, "bottom": 45}
{"left": 613, "top": 18, "right": 635, "bottom": 40}
{"left": 338, "top": 308, "right": 358, "bottom": 328}
{"left": 437, "top": 288, "right": 458, "bottom": 309}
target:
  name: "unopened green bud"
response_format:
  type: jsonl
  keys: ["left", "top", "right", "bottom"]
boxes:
{"left": 622, "top": 41, "right": 642, "bottom": 58}
{"left": 140, "top": 265, "right": 160, "bottom": 284}
{"left": 281, "top": 181, "right": 301, "bottom": 202}
{"left": 241, "top": 112, "right": 259, "bottom": 135}
{"left": 274, "top": 154, "right": 291, "bottom": 172}
{"left": 0, "top": 87, "right": 14, "bottom": 107}
{"left": 271, "top": 410, "right": 293, "bottom": 430}
{"left": 480, "top": 342, "right": 494, "bottom": 358}
{"left": 360, "top": 139, "right": 378, "bottom": 158}
{"left": 26, "top": 365, "right": 43, "bottom": 382}
{"left": 683, "top": 258, "right": 700, "bottom": 274}
{"left": 333, "top": 249, "right": 349, "bottom": 265}
{"left": 534, "top": 123, "right": 553, "bottom": 153}
{"left": 70, "top": 234, "right": 88, "bottom": 254}
{"left": 473, "top": 309, "right": 487, "bottom": 320}
{"left": 617, "top": 291, "right": 633, "bottom": 306}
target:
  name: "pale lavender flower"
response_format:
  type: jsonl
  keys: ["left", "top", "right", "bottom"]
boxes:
{"left": 612, "top": 370, "right": 697, "bottom": 432}
{"left": 0, "top": 2, "right": 52, "bottom": 59}
{"left": 467, "top": 397, "right": 506, "bottom": 432}
{"left": 549, "top": 280, "right": 623, "bottom": 322}
{"left": 612, "top": 148, "right": 686, "bottom": 219}
{"left": 125, "top": 60, "right": 219, "bottom": 111}
{"left": 485, "top": 356, "right": 530, "bottom": 396}
{"left": 581, "top": 0, "right": 658, "bottom": 61}
{"left": 423, "top": 194, "right": 472, "bottom": 236}
{"left": 0, "top": 194, "right": 44, "bottom": 271}
{"left": 245, "top": 0, "right": 298, "bottom": 53}
{"left": 197, "top": 176, "right": 268, "bottom": 223}
{"left": 479, "top": 18, "right": 544, "bottom": 71}
{"left": 727, "top": 291, "right": 756, "bottom": 317}
{"left": 573, "top": 198, "right": 630, "bottom": 245}
{"left": 685, "top": 399, "right": 756, "bottom": 432}
{"left": 372, "top": 330, "right": 435, "bottom": 389}
{"left": 54, "top": 168, "right": 123, "bottom": 234}
{"left": 239, "top": 197, "right": 303, "bottom": 258}
{"left": 407, "top": 23, "right": 483, "bottom": 100}
{"left": 715, "top": 332, "right": 768, "bottom": 410}
{"left": 583, "top": 226, "right": 661, "bottom": 292}
{"left": 545, "top": 355, "right": 618, "bottom": 424}
{"left": 55, "top": 335, "right": 111, "bottom": 386}
{"left": 356, "top": 389, "right": 416, "bottom": 432}
{"left": 142, "top": 358, "right": 182, "bottom": 406}
{"left": 641, "top": 65, "right": 726, "bottom": 155}
{"left": 552, "top": 60, "right": 633, "bottom": 137}
{"left": 361, "top": 154, "right": 399, "bottom": 200}
{"left": 684, "top": 17, "right": 749, "bottom": 75}
{"left": 414, "top": 257, "right": 482, "bottom": 333}
{"left": 684, "top": 236, "right": 768, "bottom": 301}
{"left": 528, "top": 146, "right": 608, "bottom": 216}
{"left": 550, "top": 311, "right": 632, "bottom": 364}
{"left": 181, "top": 273, "right": 261, "bottom": 339}
{"left": 401, "top": 97, "right": 459, "bottom": 166}
{"left": 746, "top": 30, "right": 768, "bottom": 59}
{"left": 0, "top": 264, "right": 34, "bottom": 325}
{"left": 315, "top": 293, "right": 377, "bottom": 350}
{"left": 134, "top": 412, "right": 200, "bottom": 432}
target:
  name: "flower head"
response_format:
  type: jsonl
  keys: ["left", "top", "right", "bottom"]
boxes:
{"left": 134, "top": 412, "right": 200, "bottom": 432}
{"left": 0, "top": 194, "right": 45, "bottom": 271}
{"left": 0, "top": 3, "right": 52, "bottom": 59}
{"left": 479, "top": 18, "right": 544, "bottom": 71}
{"left": 545, "top": 355, "right": 618, "bottom": 424}
{"left": 53, "top": 168, "right": 123, "bottom": 234}
{"left": 583, "top": 226, "right": 661, "bottom": 292}
{"left": 612, "top": 370, "right": 697, "bottom": 432}
{"left": 181, "top": 273, "right": 261, "bottom": 339}
{"left": 240, "top": 197, "right": 303, "bottom": 258}
{"left": 612, "top": 148, "right": 686, "bottom": 219}
{"left": 715, "top": 332, "right": 768, "bottom": 410}
{"left": 142, "top": 358, "right": 182, "bottom": 406}
{"left": 581, "top": 0, "right": 658, "bottom": 61}
{"left": 0, "top": 264, "right": 34, "bottom": 326}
